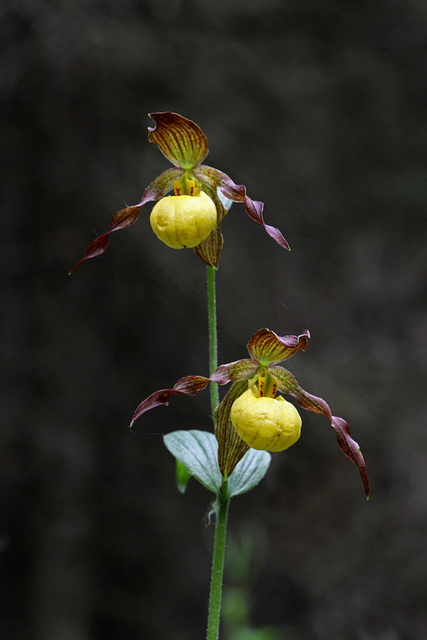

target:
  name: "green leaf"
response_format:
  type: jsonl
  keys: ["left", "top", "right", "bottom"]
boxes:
{"left": 175, "top": 459, "right": 191, "bottom": 494}
{"left": 163, "top": 430, "right": 222, "bottom": 494}
{"left": 227, "top": 448, "right": 271, "bottom": 498}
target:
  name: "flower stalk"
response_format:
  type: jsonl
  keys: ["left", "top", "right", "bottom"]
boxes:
{"left": 207, "top": 263, "right": 228, "bottom": 639}
{"left": 207, "top": 265, "right": 219, "bottom": 415}
{"left": 206, "top": 484, "right": 230, "bottom": 640}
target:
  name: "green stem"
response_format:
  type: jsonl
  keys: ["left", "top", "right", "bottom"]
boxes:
{"left": 206, "top": 486, "right": 230, "bottom": 640}
{"left": 206, "top": 265, "right": 229, "bottom": 639}
{"left": 207, "top": 265, "right": 219, "bottom": 414}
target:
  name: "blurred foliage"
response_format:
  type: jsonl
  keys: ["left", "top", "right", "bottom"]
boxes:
{"left": 1, "top": 0, "right": 427, "bottom": 639}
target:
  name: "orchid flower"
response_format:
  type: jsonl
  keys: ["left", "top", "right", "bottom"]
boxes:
{"left": 70, "top": 112, "right": 289, "bottom": 273}
{"left": 130, "top": 328, "right": 370, "bottom": 498}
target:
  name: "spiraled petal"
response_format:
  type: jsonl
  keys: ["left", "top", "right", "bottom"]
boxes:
{"left": 270, "top": 365, "right": 370, "bottom": 498}
{"left": 129, "top": 375, "right": 210, "bottom": 427}
{"left": 194, "top": 165, "right": 290, "bottom": 251}
{"left": 69, "top": 205, "right": 142, "bottom": 274}
{"left": 69, "top": 167, "right": 181, "bottom": 274}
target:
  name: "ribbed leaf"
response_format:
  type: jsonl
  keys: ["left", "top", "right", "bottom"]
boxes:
{"left": 163, "top": 430, "right": 222, "bottom": 493}
{"left": 227, "top": 449, "right": 271, "bottom": 497}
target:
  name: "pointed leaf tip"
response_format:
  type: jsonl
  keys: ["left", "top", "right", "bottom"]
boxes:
{"left": 227, "top": 449, "right": 271, "bottom": 497}
{"left": 148, "top": 112, "right": 208, "bottom": 169}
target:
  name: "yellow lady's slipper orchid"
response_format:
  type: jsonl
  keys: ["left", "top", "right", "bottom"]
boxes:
{"left": 69, "top": 112, "right": 290, "bottom": 273}
{"left": 150, "top": 186, "right": 217, "bottom": 249}
{"left": 129, "top": 327, "right": 370, "bottom": 498}
{"left": 230, "top": 378, "right": 301, "bottom": 452}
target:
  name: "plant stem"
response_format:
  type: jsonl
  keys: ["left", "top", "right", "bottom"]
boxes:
{"left": 206, "top": 485, "right": 230, "bottom": 640}
{"left": 206, "top": 264, "right": 229, "bottom": 640}
{"left": 207, "top": 265, "right": 219, "bottom": 414}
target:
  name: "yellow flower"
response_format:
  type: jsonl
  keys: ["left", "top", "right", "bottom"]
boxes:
{"left": 129, "top": 327, "right": 370, "bottom": 498}
{"left": 150, "top": 182, "right": 216, "bottom": 249}
{"left": 69, "top": 112, "right": 290, "bottom": 273}
{"left": 230, "top": 380, "right": 301, "bottom": 452}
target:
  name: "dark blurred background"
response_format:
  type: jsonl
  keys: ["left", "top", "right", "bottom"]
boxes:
{"left": 1, "top": 1, "right": 427, "bottom": 638}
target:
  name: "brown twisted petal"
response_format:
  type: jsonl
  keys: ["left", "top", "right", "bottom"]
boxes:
{"left": 193, "top": 165, "right": 290, "bottom": 251}
{"left": 270, "top": 364, "right": 370, "bottom": 498}
{"left": 69, "top": 167, "right": 181, "bottom": 274}
{"left": 68, "top": 205, "right": 142, "bottom": 274}
{"left": 129, "top": 375, "right": 211, "bottom": 428}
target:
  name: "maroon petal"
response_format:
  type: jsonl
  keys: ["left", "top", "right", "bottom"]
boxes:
{"left": 148, "top": 112, "right": 209, "bottom": 169}
{"left": 247, "top": 328, "right": 310, "bottom": 366}
{"left": 210, "top": 359, "right": 259, "bottom": 384}
{"left": 194, "top": 165, "right": 290, "bottom": 251}
{"left": 331, "top": 417, "right": 370, "bottom": 496}
{"left": 69, "top": 205, "right": 142, "bottom": 274}
{"left": 69, "top": 167, "right": 180, "bottom": 274}
{"left": 129, "top": 375, "right": 211, "bottom": 427}
{"left": 271, "top": 365, "right": 370, "bottom": 498}
{"left": 241, "top": 195, "right": 290, "bottom": 250}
